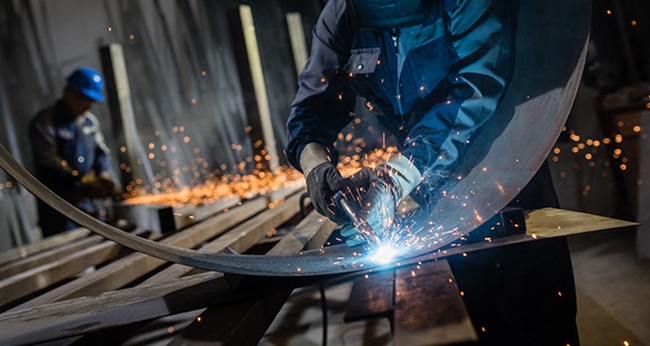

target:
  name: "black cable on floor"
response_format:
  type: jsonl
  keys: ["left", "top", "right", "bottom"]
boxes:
{"left": 301, "top": 192, "right": 327, "bottom": 345}
{"left": 300, "top": 192, "right": 310, "bottom": 218}
{"left": 300, "top": 192, "right": 328, "bottom": 345}
{"left": 319, "top": 283, "right": 328, "bottom": 346}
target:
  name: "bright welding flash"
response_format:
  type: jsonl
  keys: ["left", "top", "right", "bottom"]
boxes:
{"left": 371, "top": 244, "right": 399, "bottom": 264}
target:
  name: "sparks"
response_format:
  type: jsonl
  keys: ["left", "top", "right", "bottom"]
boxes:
{"left": 371, "top": 244, "right": 399, "bottom": 264}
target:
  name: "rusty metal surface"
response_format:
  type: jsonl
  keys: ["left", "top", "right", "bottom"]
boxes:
{"left": 0, "top": 0, "right": 592, "bottom": 277}
{"left": 344, "top": 270, "right": 395, "bottom": 322}
{"left": 525, "top": 207, "right": 638, "bottom": 237}
{"left": 394, "top": 260, "right": 477, "bottom": 345}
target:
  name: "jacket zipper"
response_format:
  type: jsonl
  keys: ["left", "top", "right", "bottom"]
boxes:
{"left": 391, "top": 28, "right": 404, "bottom": 116}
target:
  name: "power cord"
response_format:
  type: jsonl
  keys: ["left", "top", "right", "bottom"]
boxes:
{"left": 319, "top": 283, "right": 328, "bottom": 346}
{"left": 300, "top": 192, "right": 328, "bottom": 346}
{"left": 299, "top": 192, "right": 310, "bottom": 219}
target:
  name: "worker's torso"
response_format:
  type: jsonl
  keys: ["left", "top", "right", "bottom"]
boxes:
{"left": 36, "top": 104, "right": 103, "bottom": 178}
{"left": 343, "top": 2, "right": 459, "bottom": 138}
{"left": 55, "top": 119, "right": 101, "bottom": 177}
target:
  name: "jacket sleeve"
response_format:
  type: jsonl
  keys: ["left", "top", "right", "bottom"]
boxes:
{"left": 93, "top": 133, "right": 111, "bottom": 175}
{"left": 285, "top": 0, "right": 356, "bottom": 172}
{"left": 402, "top": 0, "right": 512, "bottom": 187}
{"left": 29, "top": 117, "right": 80, "bottom": 186}
{"left": 86, "top": 114, "right": 112, "bottom": 175}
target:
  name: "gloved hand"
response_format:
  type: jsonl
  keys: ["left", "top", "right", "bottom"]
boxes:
{"left": 301, "top": 143, "right": 364, "bottom": 224}
{"left": 339, "top": 155, "right": 422, "bottom": 247}
{"left": 80, "top": 173, "right": 118, "bottom": 199}
{"left": 98, "top": 176, "right": 121, "bottom": 200}
{"left": 306, "top": 162, "right": 352, "bottom": 223}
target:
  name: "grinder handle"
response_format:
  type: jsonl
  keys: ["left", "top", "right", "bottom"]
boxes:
{"left": 333, "top": 191, "right": 380, "bottom": 246}
{"left": 333, "top": 191, "right": 355, "bottom": 221}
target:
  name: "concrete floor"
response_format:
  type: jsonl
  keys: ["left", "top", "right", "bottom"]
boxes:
{"left": 569, "top": 229, "right": 650, "bottom": 346}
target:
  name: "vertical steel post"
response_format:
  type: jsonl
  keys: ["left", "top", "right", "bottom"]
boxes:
{"left": 228, "top": 5, "right": 280, "bottom": 172}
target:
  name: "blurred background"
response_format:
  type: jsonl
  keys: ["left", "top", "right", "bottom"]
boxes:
{"left": 0, "top": 0, "right": 325, "bottom": 244}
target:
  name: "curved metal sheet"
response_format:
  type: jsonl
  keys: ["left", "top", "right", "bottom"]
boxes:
{"left": 0, "top": 0, "right": 591, "bottom": 277}
{"left": 397, "top": 0, "right": 593, "bottom": 255}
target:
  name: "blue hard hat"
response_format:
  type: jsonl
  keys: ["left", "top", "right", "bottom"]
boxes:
{"left": 66, "top": 67, "right": 105, "bottom": 102}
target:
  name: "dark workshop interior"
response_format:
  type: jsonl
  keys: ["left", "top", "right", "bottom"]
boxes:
{"left": 0, "top": 0, "right": 649, "bottom": 345}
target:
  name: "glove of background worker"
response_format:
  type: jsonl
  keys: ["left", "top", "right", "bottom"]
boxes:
{"left": 99, "top": 176, "right": 121, "bottom": 200}
{"left": 81, "top": 173, "right": 118, "bottom": 199}
{"left": 340, "top": 155, "right": 422, "bottom": 247}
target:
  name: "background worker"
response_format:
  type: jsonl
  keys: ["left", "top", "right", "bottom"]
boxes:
{"left": 29, "top": 66, "right": 118, "bottom": 237}
{"left": 286, "top": 0, "right": 579, "bottom": 344}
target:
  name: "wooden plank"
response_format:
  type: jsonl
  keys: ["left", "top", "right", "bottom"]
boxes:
{"left": 6, "top": 191, "right": 293, "bottom": 312}
{"left": 113, "top": 203, "right": 175, "bottom": 234}
{"left": 139, "top": 191, "right": 305, "bottom": 285}
{"left": 394, "top": 260, "right": 477, "bottom": 346}
{"left": 0, "top": 212, "right": 335, "bottom": 344}
{"left": 39, "top": 189, "right": 303, "bottom": 345}
{"left": 169, "top": 211, "right": 337, "bottom": 345}
{"left": 266, "top": 212, "right": 337, "bottom": 255}
{"left": 0, "top": 235, "right": 104, "bottom": 280}
{"left": 344, "top": 270, "right": 395, "bottom": 322}
{"left": 173, "top": 196, "right": 241, "bottom": 230}
{"left": 0, "top": 271, "right": 228, "bottom": 345}
{"left": 0, "top": 228, "right": 90, "bottom": 266}
{"left": 0, "top": 240, "right": 122, "bottom": 307}
{"left": 202, "top": 192, "right": 302, "bottom": 254}
{"left": 169, "top": 290, "right": 292, "bottom": 346}
{"left": 101, "top": 207, "right": 332, "bottom": 345}
{"left": 69, "top": 207, "right": 334, "bottom": 346}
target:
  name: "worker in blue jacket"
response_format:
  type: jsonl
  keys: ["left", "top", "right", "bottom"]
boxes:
{"left": 287, "top": 0, "right": 515, "bottom": 227}
{"left": 29, "top": 67, "right": 118, "bottom": 237}
{"left": 286, "top": 0, "right": 579, "bottom": 344}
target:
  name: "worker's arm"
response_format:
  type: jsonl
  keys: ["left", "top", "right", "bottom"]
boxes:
{"left": 29, "top": 116, "right": 80, "bottom": 186}
{"left": 84, "top": 113, "right": 112, "bottom": 177}
{"left": 285, "top": 0, "right": 356, "bottom": 172}
{"left": 286, "top": 0, "right": 360, "bottom": 223}
{"left": 85, "top": 113, "right": 119, "bottom": 197}
{"left": 401, "top": 0, "right": 512, "bottom": 205}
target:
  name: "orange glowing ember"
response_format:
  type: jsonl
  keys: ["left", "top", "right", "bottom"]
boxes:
{"left": 124, "top": 166, "right": 303, "bottom": 207}
{"left": 124, "top": 147, "right": 398, "bottom": 207}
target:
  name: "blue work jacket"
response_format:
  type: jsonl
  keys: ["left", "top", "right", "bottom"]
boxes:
{"left": 29, "top": 100, "right": 112, "bottom": 233}
{"left": 30, "top": 101, "right": 111, "bottom": 186}
{"left": 286, "top": 0, "right": 514, "bottom": 204}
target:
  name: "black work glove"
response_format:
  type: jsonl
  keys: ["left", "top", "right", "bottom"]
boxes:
{"left": 98, "top": 176, "right": 122, "bottom": 200}
{"left": 306, "top": 162, "right": 352, "bottom": 224}
{"left": 81, "top": 174, "right": 118, "bottom": 199}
